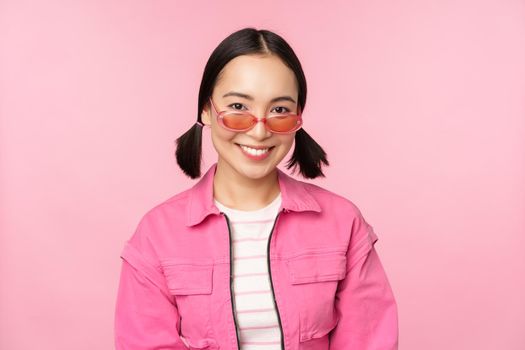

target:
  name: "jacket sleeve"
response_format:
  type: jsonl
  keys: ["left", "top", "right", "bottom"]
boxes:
{"left": 328, "top": 210, "right": 399, "bottom": 349}
{"left": 114, "top": 218, "right": 188, "bottom": 350}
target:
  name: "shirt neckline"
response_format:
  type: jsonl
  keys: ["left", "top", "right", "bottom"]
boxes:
{"left": 214, "top": 192, "right": 282, "bottom": 219}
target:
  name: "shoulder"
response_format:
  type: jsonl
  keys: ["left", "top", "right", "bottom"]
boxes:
{"left": 293, "top": 177, "right": 379, "bottom": 258}
{"left": 122, "top": 187, "right": 194, "bottom": 263}
{"left": 126, "top": 185, "right": 194, "bottom": 246}
{"left": 298, "top": 178, "right": 365, "bottom": 217}
{"left": 294, "top": 177, "right": 377, "bottom": 239}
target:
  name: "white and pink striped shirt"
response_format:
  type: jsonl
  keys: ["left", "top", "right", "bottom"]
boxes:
{"left": 214, "top": 193, "right": 282, "bottom": 350}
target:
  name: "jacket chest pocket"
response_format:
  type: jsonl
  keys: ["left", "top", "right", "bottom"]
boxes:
{"left": 286, "top": 252, "right": 347, "bottom": 343}
{"left": 161, "top": 260, "right": 219, "bottom": 349}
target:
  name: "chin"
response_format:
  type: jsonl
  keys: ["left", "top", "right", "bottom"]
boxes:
{"left": 237, "top": 164, "right": 276, "bottom": 180}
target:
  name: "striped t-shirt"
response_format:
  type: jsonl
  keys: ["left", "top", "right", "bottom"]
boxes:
{"left": 214, "top": 192, "right": 282, "bottom": 350}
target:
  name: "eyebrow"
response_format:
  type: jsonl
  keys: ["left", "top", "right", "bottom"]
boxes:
{"left": 222, "top": 91, "right": 296, "bottom": 104}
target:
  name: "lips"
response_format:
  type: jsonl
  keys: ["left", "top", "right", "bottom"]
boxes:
{"left": 235, "top": 143, "right": 275, "bottom": 160}
{"left": 235, "top": 143, "right": 274, "bottom": 150}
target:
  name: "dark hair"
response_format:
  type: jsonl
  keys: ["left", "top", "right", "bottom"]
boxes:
{"left": 175, "top": 27, "right": 329, "bottom": 179}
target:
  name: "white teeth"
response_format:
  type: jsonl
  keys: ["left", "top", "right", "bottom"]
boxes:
{"left": 240, "top": 144, "right": 270, "bottom": 156}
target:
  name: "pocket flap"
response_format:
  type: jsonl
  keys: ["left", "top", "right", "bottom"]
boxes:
{"left": 288, "top": 254, "right": 346, "bottom": 284}
{"left": 181, "top": 336, "right": 220, "bottom": 350}
{"left": 161, "top": 262, "right": 213, "bottom": 295}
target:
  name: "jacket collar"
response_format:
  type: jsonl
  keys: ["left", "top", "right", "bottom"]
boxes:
{"left": 185, "top": 162, "right": 321, "bottom": 227}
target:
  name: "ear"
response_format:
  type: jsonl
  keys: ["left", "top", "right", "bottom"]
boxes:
{"left": 201, "top": 102, "right": 212, "bottom": 126}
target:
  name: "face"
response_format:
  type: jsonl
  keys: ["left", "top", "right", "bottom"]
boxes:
{"left": 201, "top": 54, "right": 299, "bottom": 181}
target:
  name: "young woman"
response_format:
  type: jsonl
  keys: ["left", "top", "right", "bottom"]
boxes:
{"left": 115, "top": 27, "right": 398, "bottom": 350}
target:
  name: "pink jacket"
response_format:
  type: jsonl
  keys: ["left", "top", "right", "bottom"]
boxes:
{"left": 114, "top": 163, "right": 398, "bottom": 350}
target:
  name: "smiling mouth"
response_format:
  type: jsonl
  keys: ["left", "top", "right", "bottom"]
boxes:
{"left": 235, "top": 143, "right": 275, "bottom": 156}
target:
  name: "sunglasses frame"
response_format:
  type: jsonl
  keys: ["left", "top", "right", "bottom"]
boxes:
{"left": 208, "top": 97, "right": 303, "bottom": 134}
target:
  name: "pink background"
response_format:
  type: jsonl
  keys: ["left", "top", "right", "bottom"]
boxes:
{"left": 1, "top": 0, "right": 524, "bottom": 349}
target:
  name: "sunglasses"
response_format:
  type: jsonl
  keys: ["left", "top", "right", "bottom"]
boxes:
{"left": 208, "top": 97, "right": 303, "bottom": 134}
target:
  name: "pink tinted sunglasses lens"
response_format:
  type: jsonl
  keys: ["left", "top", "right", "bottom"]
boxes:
{"left": 222, "top": 113, "right": 300, "bottom": 133}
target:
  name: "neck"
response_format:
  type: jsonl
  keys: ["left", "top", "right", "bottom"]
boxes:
{"left": 213, "top": 159, "right": 281, "bottom": 211}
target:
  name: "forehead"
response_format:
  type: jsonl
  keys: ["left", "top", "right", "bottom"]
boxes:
{"left": 214, "top": 55, "right": 298, "bottom": 101}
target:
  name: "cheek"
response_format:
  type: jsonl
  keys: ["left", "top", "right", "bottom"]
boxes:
{"left": 210, "top": 126, "right": 237, "bottom": 151}
{"left": 211, "top": 125, "right": 236, "bottom": 141}
{"left": 279, "top": 135, "right": 295, "bottom": 150}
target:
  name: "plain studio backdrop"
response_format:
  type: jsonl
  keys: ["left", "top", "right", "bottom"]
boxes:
{"left": 1, "top": 0, "right": 524, "bottom": 349}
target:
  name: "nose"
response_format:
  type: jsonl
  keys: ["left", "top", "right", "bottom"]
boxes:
{"left": 246, "top": 114, "right": 272, "bottom": 140}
